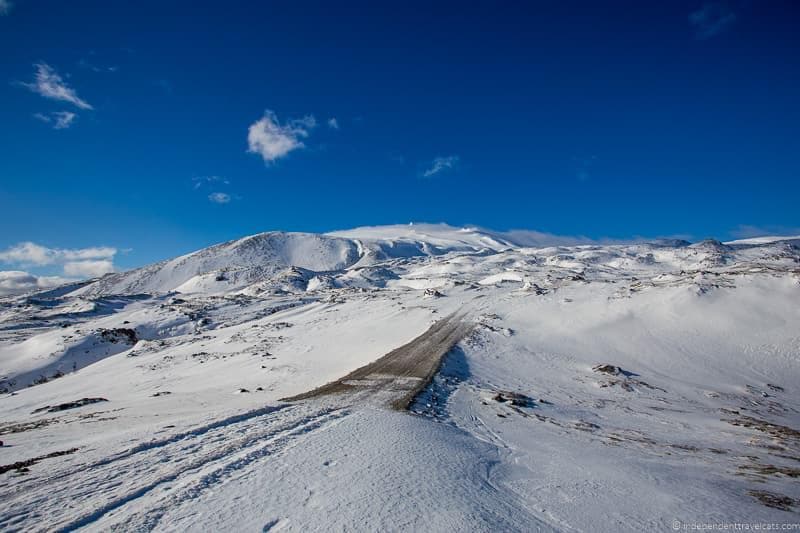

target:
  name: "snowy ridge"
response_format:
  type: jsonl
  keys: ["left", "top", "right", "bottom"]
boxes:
{"left": 65, "top": 225, "right": 515, "bottom": 297}
{"left": 32, "top": 224, "right": 800, "bottom": 298}
{"left": 71, "top": 232, "right": 362, "bottom": 297}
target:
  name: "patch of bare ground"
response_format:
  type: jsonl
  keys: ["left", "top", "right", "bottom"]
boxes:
{"left": 0, "top": 448, "right": 79, "bottom": 475}
{"left": 749, "top": 490, "right": 797, "bottom": 512}
{"left": 721, "top": 413, "right": 800, "bottom": 506}
{"left": 725, "top": 415, "right": 800, "bottom": 443}
{"left": 31, "top": 397, "right": 108, "bottom": 414}
{"left": 0, "top": 409, "right": 122, "bottom": 436}
{"left": 738, "top": 463, "right": 800, "bottom": 479}
{"left": 0, "top": 418, "right": 60, "bottom": 435}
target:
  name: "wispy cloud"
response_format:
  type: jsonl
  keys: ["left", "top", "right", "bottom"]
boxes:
{"left": 78, "top": 58, "right": 118, "bottom": 73}
{"left": 247, "top": 110, "right": 316, "bottom": 164}
{"left": 689, "top": 2, "right": 737, "bottom": 39}
{"left": 52, "top": 111, "right": 76, "bottom": 129}
{"left": 152, "top": 79, "right": 173, "bottom": 94}
{"left": 494, "top": 228, "right": 697, "bottom": 247}
{"left": 193, "top": 176, "right": 237, "bottom": 203}
{"left": 0, "top": 242, "right": 116, "bottom": 267}
{"left": 573, "top": 155, "right": 597, "bottom": 182}
{"left": 0, "top": 0, "right": 12, "bottom": 15}
{"left": 0, "top": 271, "right": 73, "bottom": 296}
{"left": 21, "top": 63, "right": 93, "bottom": 110}
{"left": 327, "top": 117, "right": 339, "bottom": 129}
{"left": 422, "top": 155, "right": 459, "bottom": 178}
{"left": 729, "top": 224, "right": 800, "bottom": 239}
{"left": 208, "top": 192, "right": 231, "bottom": 204}
{"left": 34, "top": 110, "right": 78, "bottom": 129}
{"left": 291, "top": 115, "right": 317, "bottom": 130}
{"left": 63, "top": 260, "right": 115, "bottom": 278}
{"left": 193, "top": 175, "right": 230, "bottom": 190}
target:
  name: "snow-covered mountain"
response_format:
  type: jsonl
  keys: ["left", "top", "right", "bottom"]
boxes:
{"left": 64, "top": 224, "right": 514, "bottom": 297}
{"left": 31, "top": 223, "right": 800, "bottom": 299}
{"left": 1, "top": 224, "right": 799, "bottom": 530}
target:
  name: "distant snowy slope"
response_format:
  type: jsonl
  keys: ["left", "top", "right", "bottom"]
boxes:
{"left": 21, "top": 224, "right": 800, "bottom": 299}
{"left": 331, "top": 223, "right": 624, "bottom": 249}
{"left": 725, "top": 235, "right": 800, "bottom": 245}
{"left": 72, "top": 232, "right": 362, "bottom": 297}
{"left": 69, "top": 225, "right": 525, "bottom": 297}
{"left": 329, "top": 223, "right": 516, "bottom": 251}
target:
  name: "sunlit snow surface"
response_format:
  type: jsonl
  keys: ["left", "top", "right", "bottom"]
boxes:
{"left": 1, "top": 225, "right": 799, "bottom": 531}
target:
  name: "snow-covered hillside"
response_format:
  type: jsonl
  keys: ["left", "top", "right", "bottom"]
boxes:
{"left": 1, "top": 224, "right": 798, "bottom": 531}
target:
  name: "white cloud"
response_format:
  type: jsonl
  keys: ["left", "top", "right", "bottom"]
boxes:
{"left": 208, "top": 192, "right": 231, "bottom": 204}
{"left": 21, "top": 63, "right": 93, "bottom": 110}
{"left": 53, "top": 111, "right": 77, "bottom": 129}
{"left": 327, "top": 117, "right": 339, "bottom": 129}
{"left": 193, "top": 177, "right": 237, "bottom": 203}
{"left": 0, "top": 0, "right": 12, "bottom": 15}
{"left": 193, "top": 175, "right": 230, "bottom": 189}
{"left": 689, "top": 2, "right": 736, "bottom": 39}
{"left": 0, "top": 271, "right": 71, "bottom": 296}
{"left": 0, "top": 242, "right": 116, "bottom": 266}
{"left": 0, "top": 271, "right": 38, "bottom": 295}
{"left": 247, "top": 110, "right": 315, "bottom": 163}
{"left": 0, "top": 242, "right": 55, "bottom": 265}
{"left": 34, "top": 110, "right": 77, "bottom": 129}
{"left": 423, "top": 155, "right": 459, "bottom": 177}
{"left": 63, "top": 260, "right": 115, "bottom": 278}
{"left": 0, "top": 242, "right": 117, "bottom": 285}
{"left": 291, "top": 115, "right": 317, "bottom": 130}
{"left": 78, "top": 58, "right": 118, "bottom": 73}
{"left": 61, "top": 246, "right": 117, "bottom": 261}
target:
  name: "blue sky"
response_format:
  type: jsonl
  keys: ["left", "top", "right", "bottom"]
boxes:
{"left": 0, "top": 1, "right": 798, "bottom": 286}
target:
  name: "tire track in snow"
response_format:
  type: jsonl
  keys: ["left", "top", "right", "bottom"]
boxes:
{"left": 72, "top": 408, "right": 350, "bottom": 532}
{"left": 0, "top": 403, "right": 291, "bottom": 501}
{"left": 0, "top": 405, "right": 348, "bottom": 532}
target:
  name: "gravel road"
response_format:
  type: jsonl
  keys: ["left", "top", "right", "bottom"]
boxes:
{"left": 282, "top": 312, "right": 472, "bottom": 409}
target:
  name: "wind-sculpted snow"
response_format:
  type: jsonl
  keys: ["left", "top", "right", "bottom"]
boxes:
{"left": 1, "top": 225, "right": 799, "bottom": 530}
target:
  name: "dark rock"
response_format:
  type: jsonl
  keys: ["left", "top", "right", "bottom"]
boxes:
{"left": 99, "top": 328, "right": 138, "bottom": 345}
{"left": 593, "top": 364, "right": 622, "bottom": 376}
{"left": 32, "top": 397, "right": 108, "bottom": 414}
{"left": 0, "top": 447, "right": 79, "bottom": 475}
{"left": 493, "top": 391, "right": 536, "bottom": 408}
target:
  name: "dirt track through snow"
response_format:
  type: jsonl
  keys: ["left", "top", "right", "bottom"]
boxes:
{"left": 282, "top": 312, "right": 473, "bottom": 409}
